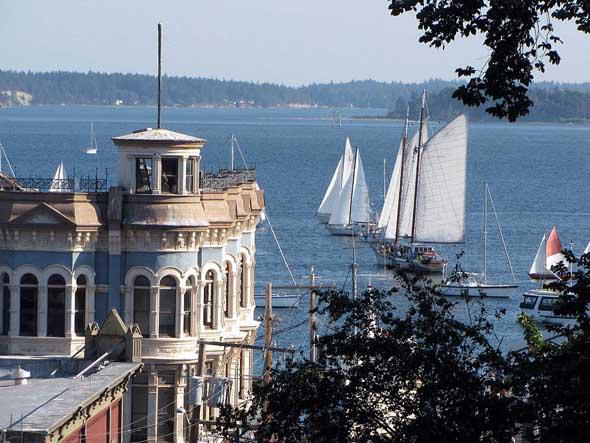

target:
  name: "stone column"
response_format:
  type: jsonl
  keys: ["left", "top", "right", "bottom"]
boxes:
{"left": 86, "top": 285, "right": 96, "bottom": 326}
{"left": 230, "top": 271, "right": 238, "bottom": 318}
{"left": 179, "top": 156, "right": 188, "bottom": 195}
{"left": 175, "top": 366, "right": 187, "bottom": 442}
{"left": 147, "top": 365, "right": 158, "bottom": 443}
{"left": 196, "top": 282, "right": 203, "bottom": 336}
{"left": 177, "top": 286, "right": 184, "bottom": 338}
{"left": 152, "top": 154, "right": 161, "bottom": 195}
{"left": 8, "top": 284, "right": 19, "bottom": 337}
{"left": 245, "top": 263, "right": 253, "bottom": 308}
{"left": 150, "top": 286, "right": 159, "bottom": 338}
{"left": 193, "top": 282, "right": 200, "bottom": 338}
{"left": 215, "top": 279, "right": 224, "bottom": 330}
{"left": 38, "top": 285, "right": 48, "bottom": 337}
{"left": 65, "top": 285, "right": 75, "bottom": 337}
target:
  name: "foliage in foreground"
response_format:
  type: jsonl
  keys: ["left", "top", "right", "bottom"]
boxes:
{"left": 219, "top": 272, "right": 518, "bottom": 442}
{"left": 218, "top": 253, "right": 590, "bottom": 442}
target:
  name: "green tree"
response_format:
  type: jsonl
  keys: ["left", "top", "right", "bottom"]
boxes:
{"left": 512, "top": 251, "right": 590, "bottom": 442}
{"left": 218, "top": 273, "right": 518, "bottom": 442}
{"left": 388, "top": 0, "right": 590, "bottom": 121}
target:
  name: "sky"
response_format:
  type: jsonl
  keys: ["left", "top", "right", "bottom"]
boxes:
{"left": 1, "top": 0, "right": 589, "bottom": 85}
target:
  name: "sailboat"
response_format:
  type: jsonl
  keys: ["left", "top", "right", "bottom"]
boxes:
{"left": 528, "top": 226, "right": 565, "bottom": 280}
{"left": 370, "top": 91, "right": 467, "bottom": 273}
{"left": 317, "top": 137, "right": 354, "bottom": 223}
{"left": 326, "top": 147, "right": 371, "bottom": 236}
{"left": 441, "top": 183, "right": 518, "bottom": 298}
{"left": 49, "top": 161, "right": 70, "bottom": 192}
{"left": 84, "top": 122, "right": 98, "bottom": 154}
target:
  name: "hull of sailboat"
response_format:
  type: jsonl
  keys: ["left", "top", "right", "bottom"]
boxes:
{"left": 327, "top": 224, "right": 356, "bottom": 236}
{"left": 441, "top": 284, "right": 517, "bottom": 298}
{"left": 85, "top": 147, "right": 97, "bottom": 154}
{"left": 372, "top": 247, "right": 445, "bottom": 273}
{"left": 528, "top": 272, "right": 558, "bottom": 281}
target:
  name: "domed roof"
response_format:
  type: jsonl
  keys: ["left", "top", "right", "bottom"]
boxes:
{"left": 112, "top": 128, "right": 206, "bottom": 146}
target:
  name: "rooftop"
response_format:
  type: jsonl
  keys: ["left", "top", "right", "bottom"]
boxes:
{"left": 112, "top": 127, "right": 206, "bottom": 145}
{"left": 0, "top": 362, "right": 141, "bottom": 433}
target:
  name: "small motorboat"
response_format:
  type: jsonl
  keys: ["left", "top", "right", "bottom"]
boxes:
{"left": 254, "top": 291, "right": 300, "bottom": 309}
{"left": 519, "top": 288, "right": 575, "bottom": 326}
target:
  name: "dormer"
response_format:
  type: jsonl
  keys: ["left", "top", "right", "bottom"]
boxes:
{"left": 112, "top": 128, "right": 206, "bottom": 195}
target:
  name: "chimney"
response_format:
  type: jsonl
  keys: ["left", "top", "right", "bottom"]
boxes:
{"left": 11, "top": 366, "right": 31, "bottom": 385}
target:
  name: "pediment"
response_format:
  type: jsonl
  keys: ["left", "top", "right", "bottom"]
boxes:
{"left": 10, "top": 203, "right": 75, "bottom": 226}
{"left": 99, "top": 309, "right": 128, "bottom": 336}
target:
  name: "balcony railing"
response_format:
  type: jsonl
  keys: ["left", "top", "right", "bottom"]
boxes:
{"left": 200, "top": 168, "right": 256, "bottom": 191}
{"left": 4, "top": 177, "right": 108, "bottom": 192}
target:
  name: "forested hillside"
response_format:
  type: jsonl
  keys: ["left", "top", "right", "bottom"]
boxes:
{"left": 1, "top": 70, "right": 589, "bottom": 121}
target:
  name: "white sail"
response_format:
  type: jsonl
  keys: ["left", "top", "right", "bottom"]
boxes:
{"left": 317, "top": 155, "right": 344, "bottom": 217}
{"left": 384, "top": 125, "right": 429, "bottom": 240}
{"left": 350, "top": 150, "right": 370, "bottom": 223}
{"left": 378, "top": 138, "right": 403, "bottom": 229}
{"left": 342, "top": 137, "right": 354, "bottom": 185}
{"left": 328, "top": 167, "right": 353, "bottom": 226}
{"left": 529, "top": 233, "right": 548, "bottom": 276}
{"left": 49, "top": 161, "right": 68, "bottom": 193}
{"left": 584, "top": 241, "right": 590, "bottom": 255}
{"left": 317, "top": 137, "right": 354, "bottom": 220}
{"left": 412, "top": 114, "right": 468, "bottom": 243}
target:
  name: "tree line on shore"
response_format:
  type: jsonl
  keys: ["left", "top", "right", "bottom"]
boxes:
{"left": 1, "top": 70, "right": 590, "bottom": 122}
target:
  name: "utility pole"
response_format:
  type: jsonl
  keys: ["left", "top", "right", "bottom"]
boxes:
{"left": 190, "top": 341, "right": 206, "bottom": 443}
{"left": 157, "top": 23, "right": 162, "bottom": 129}
{"left": 309, "top": 267, "right": 317, "bottom": 363}
{"left": 263, "top": 282, "right": 273, "bottom": 385}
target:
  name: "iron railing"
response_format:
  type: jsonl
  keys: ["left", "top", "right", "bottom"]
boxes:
{"left": 200, "top": 168, "right": 256, "bottom": 190}
{"left": 9, "top": 177, "right": 108, "bottom": 192}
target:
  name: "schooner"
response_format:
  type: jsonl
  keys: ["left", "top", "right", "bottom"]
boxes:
{"left": 326, "top": 147, "right": 371, "bottom": 236}
{"left": 371, "top": 91, "right": 468, "bottom": 272}
{"left": 317, "top": 137, "right": 354, "bottom": 223}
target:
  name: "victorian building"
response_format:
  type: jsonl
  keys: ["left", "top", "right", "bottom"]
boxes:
{"left": 0, "top": 126, "right": 265, "bottom": 442}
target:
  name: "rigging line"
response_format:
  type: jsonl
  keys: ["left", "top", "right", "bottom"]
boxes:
{"left": 232, "top": 137, "right": 249, "bottom": 169}
{"left": 486, "top": 183, "right": 518, "bottom": 283}
{"left": 264, "top": 213, "right": 298, "bottom": 292}
{"left": 0, "top": 142, "right": 16, "bottom": 177}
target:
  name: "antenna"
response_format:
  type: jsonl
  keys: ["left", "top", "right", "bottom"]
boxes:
{"left": 157, "top": 23, "right": 162, "bottom": 129}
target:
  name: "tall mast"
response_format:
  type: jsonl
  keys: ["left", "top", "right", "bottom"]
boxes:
{"left": 483, "top": 182, "right": 488, "bottom": 284}
{"left": 394, "top": 106, "right": 410, "bottom": 245}
{"left": 348, "top": 147, "right": 359, "bottom": 226}
{"left": 410, "top": 90, "right": 426, "bottom": 244}
{"left": 157, "top": 23, "right": 162, "bottom": 129}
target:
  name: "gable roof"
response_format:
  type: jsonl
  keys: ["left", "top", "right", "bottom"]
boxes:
{"left": 9, "top": 202, "right": 75, "bottom": 226}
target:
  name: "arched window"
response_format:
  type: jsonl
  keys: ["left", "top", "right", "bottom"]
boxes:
{"left": 203, "top": 270, "right": 214, "bottom": 329}
{"left": 2, "top": 273, "right": 10, "bottom": 335}
{"left": 159, "top": 276, "right": 176, "bottom": 337}
{"left": 74, "top": 275, "right": 87, "bottom": 335}
{"left": 240, "top": 254, "right": 248, "bottom": 308}
{"left": 133, "top": 276, "right": 151, "bottom": 338}
{"left": 20, "top": 274, "right": 38, "bottom": 336}
{"left": 224, "top": 262, "right": 231, "bottom": 318}
{"left": 183, "top": 277, "right": 194, "bottom": 336}
{"left": 47, "top": 274, "right": 66, "bottom": 337}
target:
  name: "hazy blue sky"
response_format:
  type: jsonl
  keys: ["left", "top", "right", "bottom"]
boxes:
{"left": 2, "top": 0, "right": 588, "bottom": 85}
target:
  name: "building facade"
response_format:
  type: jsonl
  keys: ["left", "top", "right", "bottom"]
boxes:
{"left": 0, "top": 127, "right": 265, "bottom": 442}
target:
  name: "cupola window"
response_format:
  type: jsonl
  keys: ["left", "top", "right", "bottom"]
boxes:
{"left": 74, "top": 275, "right": 86, "bottom": 335}
{"left": 135, "top": 158, "right": 153, "bottom": 194}
{"left": 47, "top": 274, "right": 66, "bottom": 337}
{"left": 203, "top": 270, "right": 214, "bottom": 329}
{"left": 161, "top": 157, "right": 179, "bottom": 194}
{"left": 159, "top": 276, "right": 177, "bottom": 337}
{"left": 133, "top": 276, "right": 151, "bottom": 337}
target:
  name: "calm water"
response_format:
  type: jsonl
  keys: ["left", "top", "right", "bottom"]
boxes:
{"left": 1, "top": 105, "right": 589, "bottom": 364}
